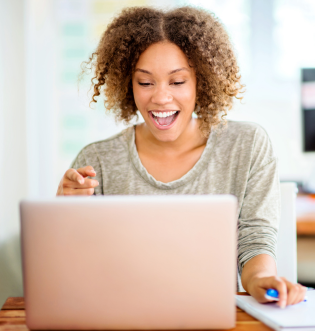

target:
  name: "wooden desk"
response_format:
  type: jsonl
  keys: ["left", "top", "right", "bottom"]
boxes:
{"left": 297, "top": 195, "right": 315, "bottom": 236}
{"left": 297, "top": 216, "right": 315, "bottom": 236}
{"left": 0, "top": 295, "right": 272, "bottom": 331}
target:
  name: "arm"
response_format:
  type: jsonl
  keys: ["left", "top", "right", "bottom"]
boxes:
{"left": 238, "top": 126, "right": 305, "bottom": 307}
{"left": 241, "top": 254, "right": 307, "bottom": 308}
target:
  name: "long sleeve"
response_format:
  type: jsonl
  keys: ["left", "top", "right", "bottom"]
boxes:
{"left": 237, "top": 125, "right": 280, "bottom": 276}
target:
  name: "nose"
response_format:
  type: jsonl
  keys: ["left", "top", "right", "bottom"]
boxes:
{"left": 151, "top": 85, "right": 173, "bottom": 105}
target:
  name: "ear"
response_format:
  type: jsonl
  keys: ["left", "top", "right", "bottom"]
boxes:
{"left": 194, "top": 103, "right": 201, "bottom": 115}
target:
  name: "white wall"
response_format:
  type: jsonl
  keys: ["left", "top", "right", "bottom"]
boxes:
{"left": 24, "top": 0, "right": 58, "bottom": 198}
{"left": 0, "top": 0, "right": 27, "bottom": 305}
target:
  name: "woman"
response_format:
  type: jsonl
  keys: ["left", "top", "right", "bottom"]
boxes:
{"left": 57, "top": 6, "right": 306, "bottom": 307}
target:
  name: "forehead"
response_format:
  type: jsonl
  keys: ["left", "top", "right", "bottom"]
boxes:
{"left": 135, "top": 42, "right": 191, "bottom": 74}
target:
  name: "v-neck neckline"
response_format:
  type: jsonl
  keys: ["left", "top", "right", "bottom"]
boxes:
{"left": 127, "top": 125, "right": 218, "bottom": 190}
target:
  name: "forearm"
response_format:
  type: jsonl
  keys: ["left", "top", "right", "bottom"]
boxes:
{"left": 241, "top": 254, "right": 277, "bottom": 293}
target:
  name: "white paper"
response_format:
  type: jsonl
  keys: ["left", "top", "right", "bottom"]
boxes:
{"left": 236, "top": 290, "right": 315, "bottom": 330}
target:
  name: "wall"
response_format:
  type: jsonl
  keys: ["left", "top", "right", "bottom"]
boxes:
{"left": 0, "top": 0, "right": 27, "bottom": 305}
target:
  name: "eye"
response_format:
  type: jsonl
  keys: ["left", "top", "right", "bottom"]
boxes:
{"left": 172, "top": 81, "right": 185, "bottom": 85}
{"left": 138, "top": 82, "right": 151, "bottom": 86}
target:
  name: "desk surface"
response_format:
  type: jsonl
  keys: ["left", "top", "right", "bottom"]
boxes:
{"left": 0, "top": 295, "right": 272, "bottom": 331}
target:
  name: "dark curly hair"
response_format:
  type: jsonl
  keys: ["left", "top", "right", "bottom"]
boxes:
{"left": 82, "top": 6, "right": 244, "bottom": 136}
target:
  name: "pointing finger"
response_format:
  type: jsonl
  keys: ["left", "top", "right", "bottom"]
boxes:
{"left": 65, "top": 168, "right": 84, "bottom": 184}
{"left": 77, "top": 166, "right": 96, "bottom": 178}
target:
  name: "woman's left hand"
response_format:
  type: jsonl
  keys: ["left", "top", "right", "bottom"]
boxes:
{"left": 247, "top": 275, "right": 307, "bottom": 308}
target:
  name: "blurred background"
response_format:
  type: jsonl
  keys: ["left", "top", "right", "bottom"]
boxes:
{"left": 1, "top": 0, "right": 315, "bottom": 306}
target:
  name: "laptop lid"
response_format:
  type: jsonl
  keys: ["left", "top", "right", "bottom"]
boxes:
{"left": 20, "top": 195, "right": 237, "bottom": 330}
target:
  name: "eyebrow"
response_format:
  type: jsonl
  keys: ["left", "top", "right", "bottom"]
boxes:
{"left": 134, "top": 67, "right": 189, "bottom": 75}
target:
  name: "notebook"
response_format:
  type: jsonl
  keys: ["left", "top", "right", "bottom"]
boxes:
{"left": 236, "top": 290, "right": 315, "bottom": 331}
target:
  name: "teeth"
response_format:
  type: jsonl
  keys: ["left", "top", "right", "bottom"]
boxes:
{"left": 152, "top": 111, "right": 177, "bottom": 118}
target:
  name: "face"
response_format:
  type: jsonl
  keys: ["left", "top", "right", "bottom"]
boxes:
{"left": 132, "top": 42, "right": 197, "bottom": 142}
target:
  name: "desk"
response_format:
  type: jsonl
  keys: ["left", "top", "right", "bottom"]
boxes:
{"left": 297, "top": 195, "right": 315, "bottom": 235}
{"left": 296, "top": 195, "right": 315, "bottom": 284}
{"left": 297, "top": 217, "right": 315, "bottom": 236}
{"left": 0, "top": 295, "right": 273, "bottom": 331}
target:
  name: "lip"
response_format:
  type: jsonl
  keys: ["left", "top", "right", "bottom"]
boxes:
{"left": 148, "top": 111, "right": 179, "bottom": 130}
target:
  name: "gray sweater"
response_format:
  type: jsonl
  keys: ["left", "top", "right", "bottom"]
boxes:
{"left": 72, "top": 120, "right": 280, "bottom": 286}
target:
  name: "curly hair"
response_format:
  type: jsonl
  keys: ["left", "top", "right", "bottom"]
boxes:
{"left": 82, "top": 6, "right": 244, "bottom": 136}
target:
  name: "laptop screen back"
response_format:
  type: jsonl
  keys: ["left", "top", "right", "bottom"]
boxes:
{"left": 20, "top": 195, "right": 237, "bottom": 330}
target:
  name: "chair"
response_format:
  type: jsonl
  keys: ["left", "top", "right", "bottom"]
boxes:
{"left": 277, "top": 182, "right": 298, "bottom": 283}
{"left": 238, "top": 182, "right": 298, "bottom": 291}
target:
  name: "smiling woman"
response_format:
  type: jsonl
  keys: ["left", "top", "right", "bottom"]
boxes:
{"left": 56, "top": 6, "right": 307, "bottom": 307}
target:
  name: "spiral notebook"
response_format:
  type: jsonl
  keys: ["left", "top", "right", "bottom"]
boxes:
{"left": 236, "top": 290, "right": 315, "bottom": 331}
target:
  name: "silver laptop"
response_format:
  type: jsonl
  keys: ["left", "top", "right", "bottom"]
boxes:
{"left": 20, "top": 195, "right": 237, "bottom": 330}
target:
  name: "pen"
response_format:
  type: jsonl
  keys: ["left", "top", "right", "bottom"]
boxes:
{"left": 265, "top": 288, "right": 313, "bottom": 302}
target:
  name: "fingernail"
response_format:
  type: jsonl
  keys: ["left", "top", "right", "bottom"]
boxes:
{"left": 280, "top": 303, "right": 285, "bottom": 309}
{"left": 79, "top": 179, "right": 84, "bottom": 184}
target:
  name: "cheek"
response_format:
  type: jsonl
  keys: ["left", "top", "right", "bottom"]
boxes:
{"left": 132, "top": 85, "right": 150, "bottom": 110}
{"left": 174, "top": 83, "right": 196, "bottom": 107}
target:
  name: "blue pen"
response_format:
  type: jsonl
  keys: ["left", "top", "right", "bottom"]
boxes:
{"left": 265, "top": 288, "right": 312, "bottom": 302}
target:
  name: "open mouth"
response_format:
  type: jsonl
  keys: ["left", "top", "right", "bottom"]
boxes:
{"left": 149, "top": 111, "right": 179, "bottom": 128}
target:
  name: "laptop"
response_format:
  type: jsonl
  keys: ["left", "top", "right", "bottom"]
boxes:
{"left": 20, "top": 195, "right": 237, "bottom": 330}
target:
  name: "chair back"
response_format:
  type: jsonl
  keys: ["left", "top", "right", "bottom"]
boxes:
{"left": 277, "top": 182, "right": 298, "bottom": 283}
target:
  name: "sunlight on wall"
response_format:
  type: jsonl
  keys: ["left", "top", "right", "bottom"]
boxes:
{"left": 274, "top": 0, "right": 315, "bottom": 80}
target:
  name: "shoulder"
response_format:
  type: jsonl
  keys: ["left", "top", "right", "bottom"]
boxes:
{"left": 220, "top": 120, "right": 268, "bottom": 139}
{"left": 218, "top": 120, "right": 272, "bottom": 148}
{"left": 214, "top": 120, "right": 276, "bottom": 169}
{"left": 71, "top": 126, "right": 133, "bottom": 168}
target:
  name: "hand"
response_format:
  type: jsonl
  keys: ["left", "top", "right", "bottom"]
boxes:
{"left": 56, "top": 166, "right": 99, "bottom": 196}
{"left": 247, "top": 276, "right": 307, "bottom": 308}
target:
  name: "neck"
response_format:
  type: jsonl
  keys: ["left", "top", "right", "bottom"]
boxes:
{"left": 135, "top": 118, "right": 207, "bottom": 156}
